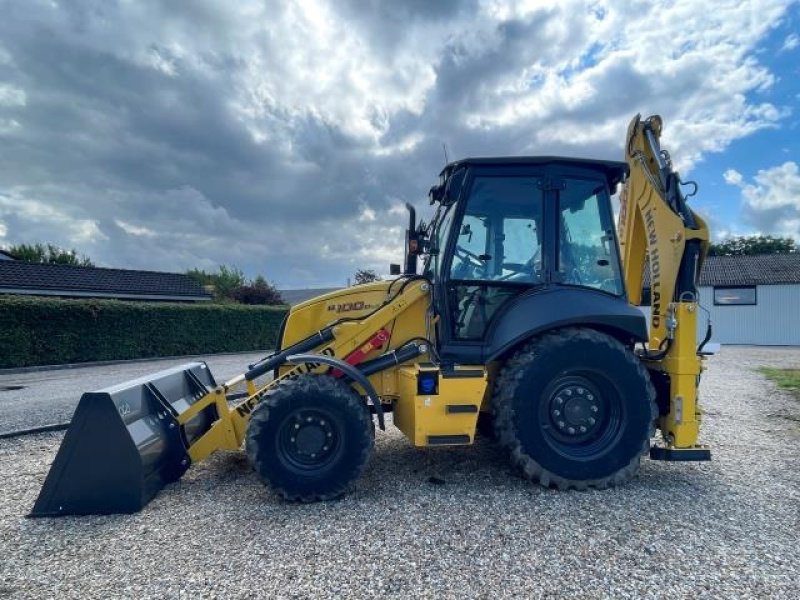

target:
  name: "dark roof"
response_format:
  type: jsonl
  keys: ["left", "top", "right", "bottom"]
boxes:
{"left": 643, "top": 253, "right": 800, "bottom": 288}
{"left": 699, "top": 254, "right": 800, "bottom": 286}
{"left": 0, "top": 261, "right": 211, "bottom": 301}
{"left": 442, "top": 156, "right": 628, "bottom": 186}
{"left": 279, "top": 288, "right": 340, "bottom": 305}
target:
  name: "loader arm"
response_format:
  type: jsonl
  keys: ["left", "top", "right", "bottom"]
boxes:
{"left": 180, "top": 279, "right": 432, "bottom": 463}
{"left": 618, "top": 114, "right": 710, "bottom": 458}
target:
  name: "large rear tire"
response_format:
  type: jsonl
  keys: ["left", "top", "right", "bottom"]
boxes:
{"left": 245, "top": 374, "right": 374, "bottom": 502}
{"left": 492, "top": 328, "right": 656, "bottom": 490}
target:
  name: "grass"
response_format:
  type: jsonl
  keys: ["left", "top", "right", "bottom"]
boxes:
{"left": 760, "top": 368, "right": 800, "bottom": 398}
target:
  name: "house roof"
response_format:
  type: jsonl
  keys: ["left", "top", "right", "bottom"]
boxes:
{"left": 278, "top": 288, "right": 340, "bottom": 305}
{"left": 0, "top": 261, "right": 211, "bottom": 301}
{"left": 0, "top": 250, "right": 16, "bottom": 261}
{"left": 643, "top": 253, "right": 800, "bottom": 288}
{"left": 698, "top": 254, "right": 800, "bottom": 286}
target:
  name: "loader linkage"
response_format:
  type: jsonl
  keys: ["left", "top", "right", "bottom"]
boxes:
{"left": 32, "top": 280, "right": 434, "bottom": 516}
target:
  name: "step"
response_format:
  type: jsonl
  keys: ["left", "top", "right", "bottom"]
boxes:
{"left": 426, "top": 434, "right": 471, "bottom": 445}
{"left": 445, "top": 404, "right": 479, "bottom": 414}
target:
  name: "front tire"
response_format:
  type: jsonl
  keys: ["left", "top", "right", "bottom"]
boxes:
{"left": 492, "top": 328, "right": 656, "bottom": 490}
{"left": 245, "top": 374, "right": 374, "bottom": 502}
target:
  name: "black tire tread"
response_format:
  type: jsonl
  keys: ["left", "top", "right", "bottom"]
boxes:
{"left": 245, "top": 375, "right": 374, "bottom": 502}
{"left": 492, "top": 327, "right": 657, "bottom": 490}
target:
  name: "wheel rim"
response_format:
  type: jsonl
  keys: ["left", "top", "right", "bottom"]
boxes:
{"left": 277, "top": 408, "right": 341, "bottom": 471}
{"left": 539, "top": 373, "right": 623, "bottom": 459}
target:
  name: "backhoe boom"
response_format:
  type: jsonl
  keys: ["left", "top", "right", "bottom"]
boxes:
{"left": 619, "top": 114, "right": 710, "bottom": 458}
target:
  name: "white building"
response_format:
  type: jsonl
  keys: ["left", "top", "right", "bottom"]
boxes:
{"left": 643, "top": 254, "right": 800, "bottom": 346}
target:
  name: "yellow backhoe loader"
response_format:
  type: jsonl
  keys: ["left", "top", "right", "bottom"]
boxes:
{"left": 32, "top": 114, "right": 712, "bottom": 516}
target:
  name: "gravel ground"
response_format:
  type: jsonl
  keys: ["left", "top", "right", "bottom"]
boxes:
{"left": 1, "top": 346, "right": 798, "bottom": 599}
{"left": 0, "top": 352, "right": 266, "bottom": 435}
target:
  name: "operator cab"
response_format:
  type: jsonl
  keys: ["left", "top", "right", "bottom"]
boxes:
{"left": 411, "top": 157, "right": 631, "bottom": 360}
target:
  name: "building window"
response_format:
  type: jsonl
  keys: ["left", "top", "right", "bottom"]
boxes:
{"left": 713, "top": 286, "right": 756, "bottom": 306}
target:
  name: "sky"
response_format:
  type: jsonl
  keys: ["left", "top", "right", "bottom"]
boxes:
{"left": 0, "top": 0, "right": 798, "bottom": 288}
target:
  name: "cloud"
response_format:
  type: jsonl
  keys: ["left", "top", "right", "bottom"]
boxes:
{"left": 723, "top": 169, "right": 744, "bottom": 186}
{"left": 113, "top": 219, "right": 157, "bottom": 237}
{"left": 0, "top": 0, "right": 794, "bottom": 286}
{"left": 781, "top": 33, "right": 799, "bottom": 52}
{"left": 0, "top": 84, "right": 26, "bottom": 107}
{"left": 0, "top": 188, "right": 108, "bottom": 245}
{"left": 725, "top": 161, "right": 800, "bottom": 239}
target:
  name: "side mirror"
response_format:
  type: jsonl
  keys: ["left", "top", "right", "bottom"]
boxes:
{"left": 389, "top": 263, "right": 401, "bottom": 276}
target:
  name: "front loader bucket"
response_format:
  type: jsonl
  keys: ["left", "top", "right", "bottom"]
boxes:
{"left": 30, "top": 362, "right": 218, "bottom": 517}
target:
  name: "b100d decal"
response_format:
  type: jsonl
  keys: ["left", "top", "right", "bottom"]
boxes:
{"left": 327, "top": 300, "right": 374, "bottom": 314}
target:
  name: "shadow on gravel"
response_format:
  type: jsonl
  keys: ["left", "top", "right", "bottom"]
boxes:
{"left": 767, "top": 410, "right": 800, "bottom": 423}
{"left": 8, "top": 424, "right": 723, "bottom": 527}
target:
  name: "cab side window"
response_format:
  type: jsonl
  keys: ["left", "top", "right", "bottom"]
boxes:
{"left": 450, "top": 214, "right": 489, "bottom": 280}
{"left": 558, "top": 180, "right": 623, "bottom": 295}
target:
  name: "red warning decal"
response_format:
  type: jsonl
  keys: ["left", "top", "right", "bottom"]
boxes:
{"left": 332, "top": 328, "right": 390, "bottom": 377}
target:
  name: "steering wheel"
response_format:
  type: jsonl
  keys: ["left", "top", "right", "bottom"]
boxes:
{"left": 497, "top": 248, "right": 542, "bottom": 281}
{"left": 497, "top": 262, "right": 528, "bottom": 280}
{"left": 455, "top": 245, "right": 486, "bottom": 268}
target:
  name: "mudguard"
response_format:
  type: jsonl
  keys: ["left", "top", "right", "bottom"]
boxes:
{"left": 485, "top": 287, "right": 647, "bottom": 361}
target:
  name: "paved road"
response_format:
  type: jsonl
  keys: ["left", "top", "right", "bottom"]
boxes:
{"left": 0, "top": 352, "right": 266, "bottom": 435}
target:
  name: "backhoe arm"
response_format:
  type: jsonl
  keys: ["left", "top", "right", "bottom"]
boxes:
{"left": 619, "top": 114, "right": 711, "bottom": 459}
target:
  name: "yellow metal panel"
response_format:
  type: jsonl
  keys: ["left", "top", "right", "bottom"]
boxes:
{"left": 394, "top": 365, "right": 487, "bottom": 446}
{"left": 187, "top": 419, "right": 238, "bottom": 463}
{"left": 655, "top": 303, "right": 704, "bottom": 448}
{"left": 281, "top": 281, "right": 394, "bottom": 347}
{"left": 393, "top": 367, "right": 418, "bottom": 442}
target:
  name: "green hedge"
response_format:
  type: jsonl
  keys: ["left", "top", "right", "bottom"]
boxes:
{"left": 0, "top": 296, "right": 288, "bottom": 368}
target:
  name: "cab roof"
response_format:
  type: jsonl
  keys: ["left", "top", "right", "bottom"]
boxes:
{"left": 440, "top": 156, "right": 629, "bottom": 187}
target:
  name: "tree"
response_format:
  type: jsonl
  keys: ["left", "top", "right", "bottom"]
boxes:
{"left": 5, "top": 243, "right": 94, "bottom": 266}
{"left": 187, "top": 265, "right": 246, "bottom": 301}
{"left": 231, "top": 276, "right": 285, "bottom": 305}
{"left": 187, "top": 266, "right": 283, "bottom": 304}
{"left": 708, "top": 235, "right": 796, "bottom": 256}
{"left": 211, "top": 265, "right": 247, "bottom": 299}
{"left": 353, "top": 268, "right": 381, "bottom": 285}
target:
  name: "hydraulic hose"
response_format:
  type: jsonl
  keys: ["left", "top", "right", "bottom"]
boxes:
{"left": 697, "top": 321, "right": 713, "bottom": 354}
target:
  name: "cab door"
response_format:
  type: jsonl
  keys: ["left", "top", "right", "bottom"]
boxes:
{"left": 434, "top": 166, "right": 553, "bottom": 363}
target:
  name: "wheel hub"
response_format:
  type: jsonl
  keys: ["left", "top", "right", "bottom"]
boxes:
{"left": 295, "top": 424, "right": 327, "bottom": 456}
{"left": 548, "top": 379, "right": 604, "bottom": 440}
{"left": 281, "top": 410, "right": 337, "bottom": 465}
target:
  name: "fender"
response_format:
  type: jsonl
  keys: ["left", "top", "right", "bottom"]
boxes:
{"left": 485, "top": 287, "right": 647, "bottom": 361}
{"left": 285, "top": 353, "right": 386, "bottom": 430}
